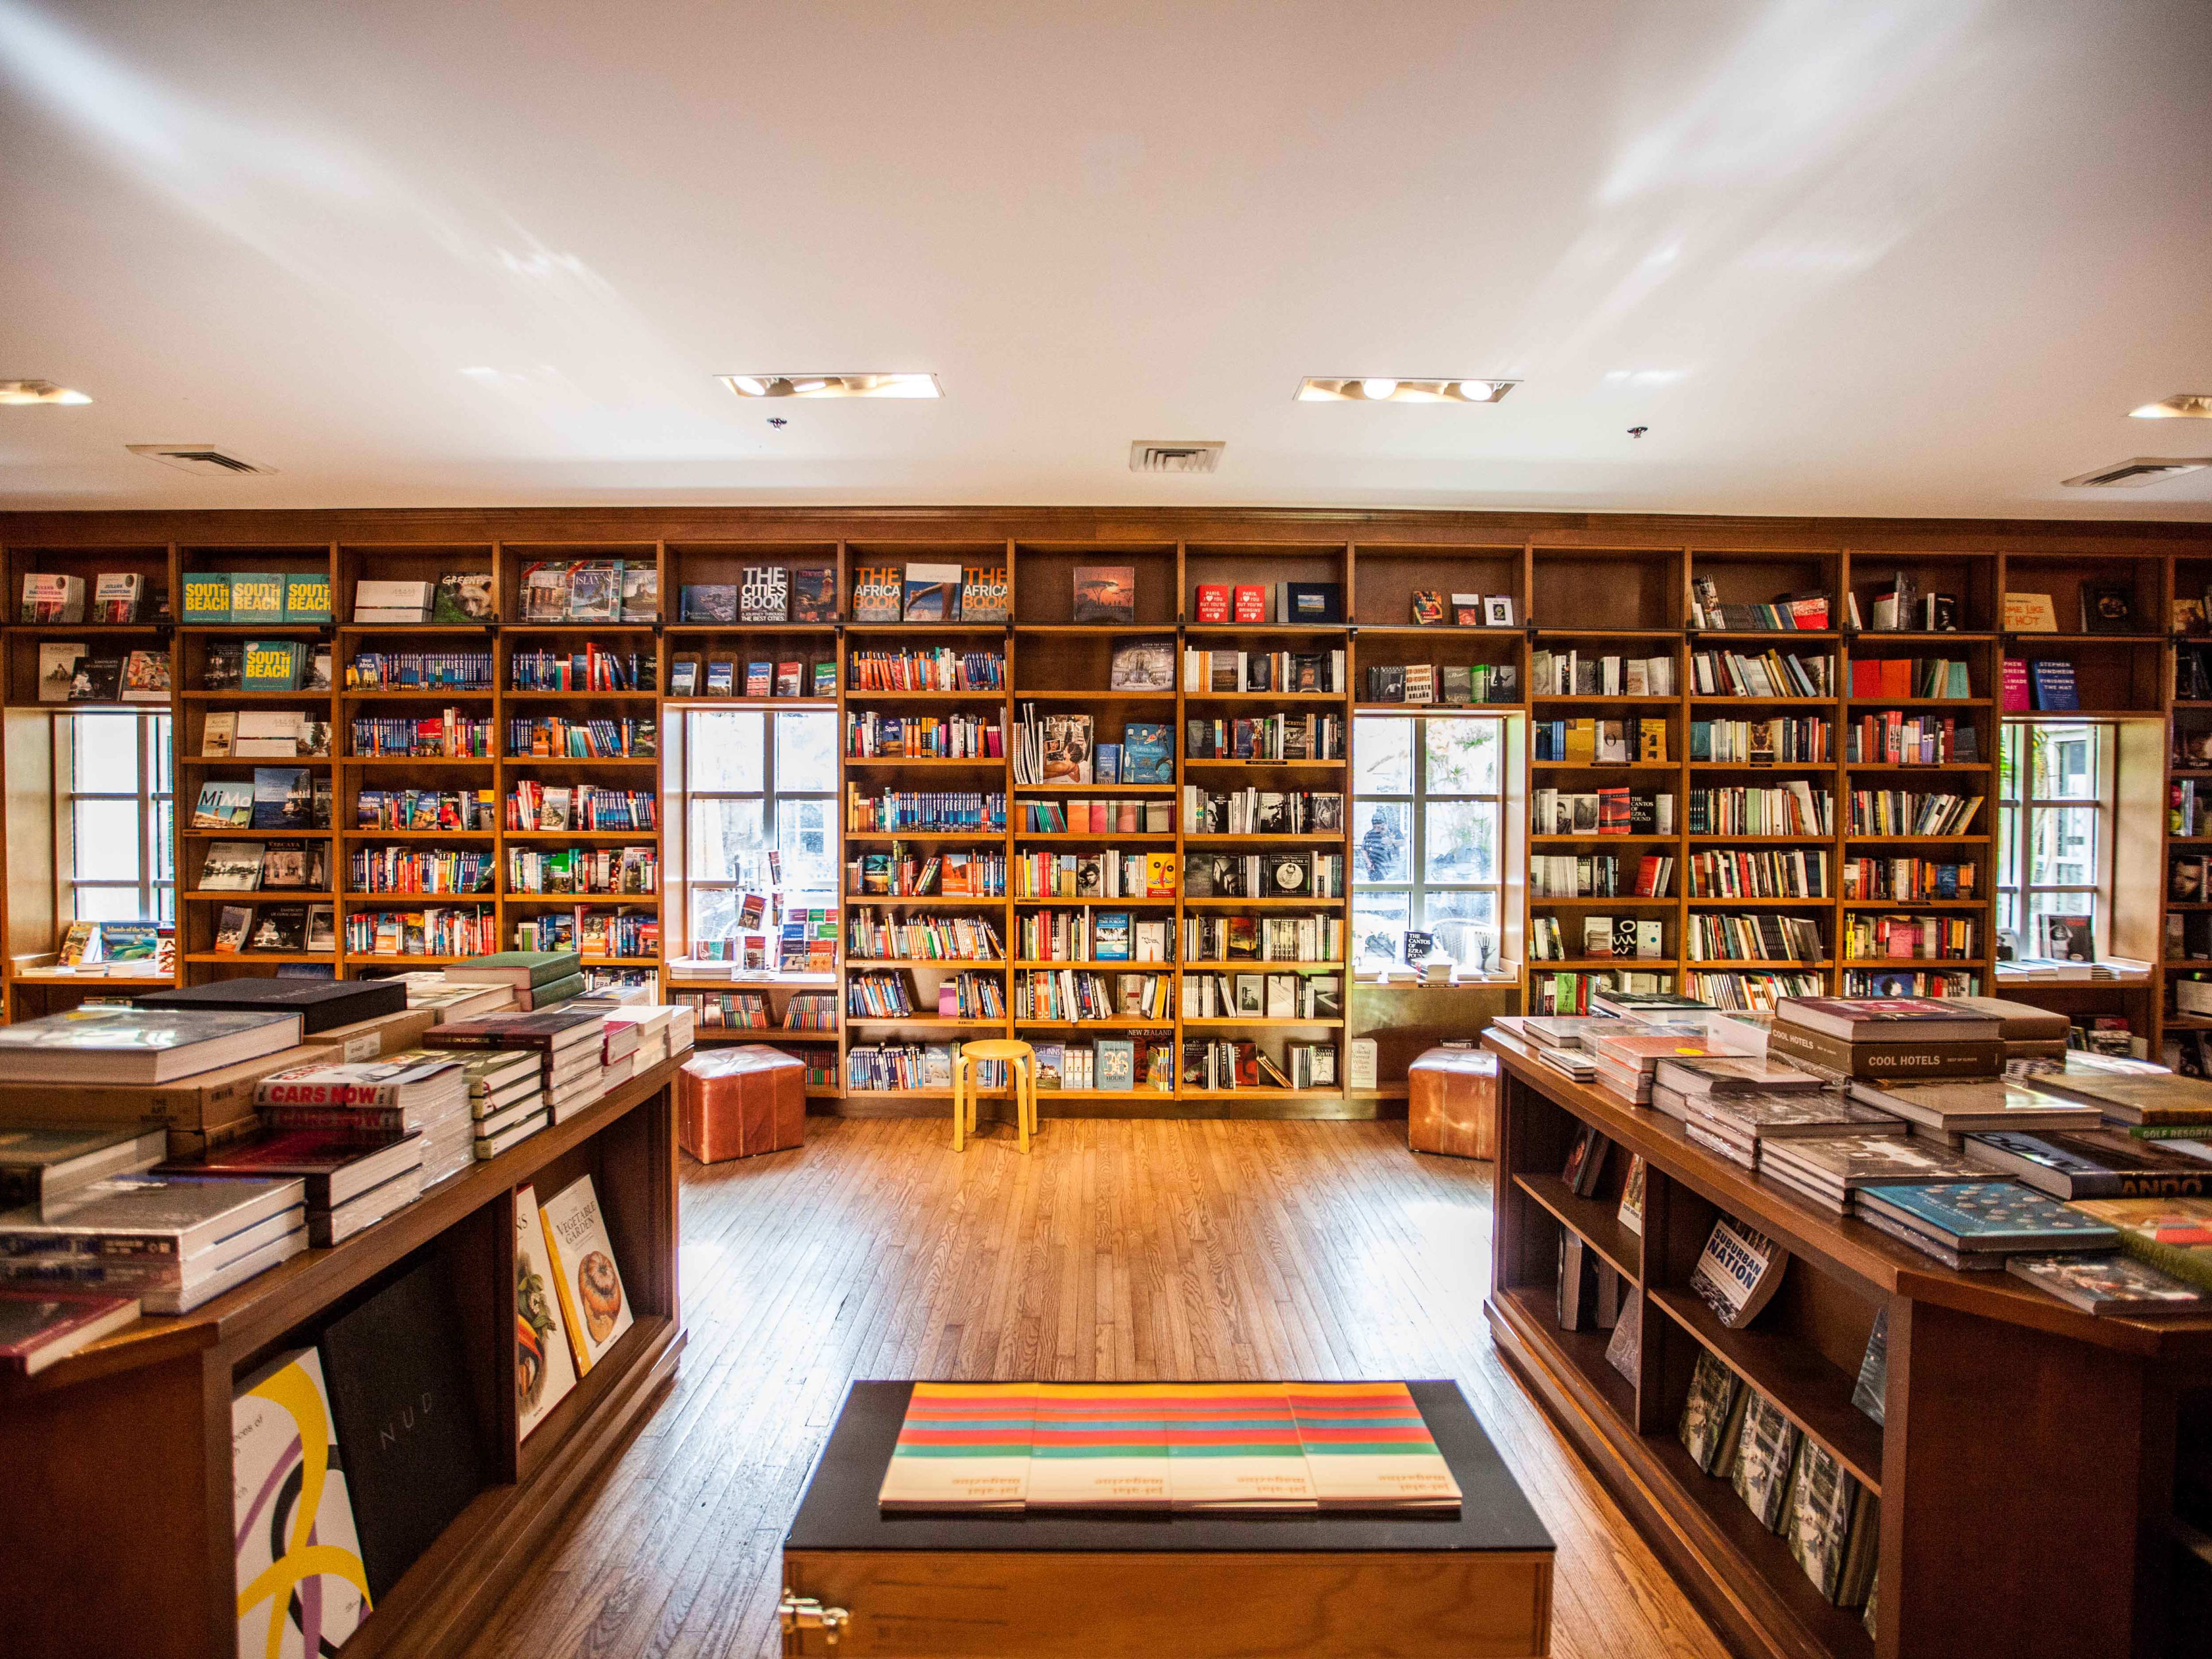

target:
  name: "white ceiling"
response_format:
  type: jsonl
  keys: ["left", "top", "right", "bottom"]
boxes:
{"left": 2, "top": 0, "right": 2209, "bottom": 518}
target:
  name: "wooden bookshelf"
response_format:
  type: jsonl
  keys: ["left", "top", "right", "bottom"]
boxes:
{"left": 1484, "top": 1024, "right": 2210, "bottom": 1659}
{"left": 0, "top": 1055, "right": 683, "bottom": 1659}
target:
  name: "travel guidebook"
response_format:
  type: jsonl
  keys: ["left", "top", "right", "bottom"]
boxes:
{"left": 876, "top": 1381, "right": 1457, "bottom": 1513}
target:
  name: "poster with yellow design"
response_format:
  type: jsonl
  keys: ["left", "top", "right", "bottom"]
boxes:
{"left": 233, "top": 1347, "right": 369, "bottom": 1658}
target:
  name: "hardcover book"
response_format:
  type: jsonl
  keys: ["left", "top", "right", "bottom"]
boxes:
{"left": 902, "top": 562, "right": 963, "bottom": 622}
{"left": 1195, "top": 584, "right": 1230, "bottom": 623}
{"left": 181, "top": 571, "right": 232, "bottom": 624}
{"left": 2004, "top": 1249, "right": 2209, "bottom": 1314}
{"left": 1688, "top": 1215, "right": 1786, "bottom": 1327}
{"left": 960, "top": 566, "right": 1010, "bottom": 622}
{"left": 789, "top": 566, "right": 838, "bottom": 621}
{"left": 513, "top": 1181, "right": 578, "bottom": 1439}
{"left": 850, "top": 567, "right": 903, "bottom": 622}
{"left": 1677, "top": 1351, "right": 1747, "bottom": 1475}
{"left": 1851, "top": 1306, "right": 1887, "bottom": 1423}
{"left": 1072, "top": 565, "right": 1137, "bottom": 623}
{"left": 316, "top": 1257, "right": 488, "bottom": 1599}
{"left": 431, "top": 571, "right": 494, "bottom": 623}
{"left": 739, "top": 565, "right": 790, "bottom": 622}
{"left": 282, "top": 571, "right": 333, "bottom": 622}
{"left": 233, "top": 1347, "right": 368, "bottom": 1657}
{"left": 251, "top": 767, "right": 316, "bottom": 830}
{"left": 0, "top": 1289, "right": 141, "bottom": 1376}
{"left": 1786, "top": 1440, "right": 1877, "bottom": 1605}
{"left": 1731, "top": 1391, "right": 1802, "bottom": 1533}
{"left": 539, "top": 1173, "right": 634, "bottom": 1373}
{"left": 194, "top": 781, "right": 255, "bottom": 827}
{"left": 229, "top": 572, "right": 286, "bottom": 625}
{"left": 1854, "top": 1181, "right": 2120, "bottom": 1251}
{"left": 1410, "top": 589, "right": 1445, "bottom": 625}
{"left": 679, "top": 584, "right": 737, "bottom": 623}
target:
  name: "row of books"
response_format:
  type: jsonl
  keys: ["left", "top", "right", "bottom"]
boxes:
{"left": 1845, "top": 790, "right": 1983, "bottom": 836}
{"left": 846, "top": 789, "right": 1006, "bottom": 833}
{"left": 1182, "top": 786, "right": 1345, "bottom": 835}
{"left": 681, "top": 565, "right": 841, "bottom": 622}
{"left": 1844, "top": 656, "right": 1972, "bottom": 699}
{"left": 1530, "top": 851, "right": 1673, "bottom": 899}
{"left": 1183, "top": 1037, "right": 1338, "bottom": 1090}
{"left": 849, "top": 565, "right": 1013, "bottom": 623}
{"left": 1531, "top": 650, "right": 1678, "bottom": 697}
{"left": 512, "top": 910, "right": 661, "bottom": 960}
{"left": 1359, "top": 661, "right": 1520, "bottom": 704}
{"left": 1013, "top": 910, "right": 1171, "bottom": 964}
{"left": 850, "top": 847, "right": 1005, "bottom": 897}
{"left": 35, "top": 643, "right": 172, "bottom": 703}
{"left": 351, "top": 713, "right": 494, "bottom": 757}
{"left": 2172, "top": 779, "right": 2209, "bottom": 838}
{"left": 1531, "top": 787, "right": 1672, "bottom": 836}
{"left": 1839, "top": 856, "right": 1975, "bottom": 902}
{"left": 846, "top": 972, "right": 925, "bottom": 1018}
{"left": 509, "top": 646, "right": 656, "bottom": 692}
{"left": 507, "top": 846, "right": 658, "bottom": 895}
{"left": 1015, "top": 969, "right": 1171, "bottom": 1022}
{"left": 346, "top": 650, "right": 493, "bottom": 690}
{"left": 1842, "top": 711, "right": 1979, "bottom": 766}
{"left": 668, "top": 656, "right": 835, "bottom": 698}
{"left": 1192, "top": 582, "right": 1345, "bottom": 626}
{"left": 680, "top": 990, "right": 837, "bottom": 1030}
{"left": 1688, "top": 848, "right": 1825, "bottom": 899}
{"left": 1842, "top": 914, "right": 1978, "bottom": 961}
{"left": 1184, "top": 711, "right": 1344, "bottom": 762}
{"left": 1528, "top": 915, "right": 1666, "bottom": 962}
{"left": 506, "top": 716, "right": 655, "bottom": 759}
{"left": 1688, "top": 647, "right": 1831, "bottom": 698}
{"left": 1686, "top": 913, "right": 1824, "bottom": 964}
{"left": 347, "top": 846, "right": 494, "bottom": 894}
{"left": 846, "top": 911, "right": 1005, "bottom": 961}
{"left": 845, "top": 713, "right": 1003, "bottom": 759}
{"left": 1011, "top": 850, "right": 1176, "bottom": 899}
{"left": 1181, "top": 970, "right": 1343, "bottom": 1020}
{"left": 1182, "top": 914, "right": 1344, "bottom": 963}
{"left": 360, "top": 787, "right": 496, "bottom": 830}
{"left": 342, "top": 908, "right": 497, "bottom": 957}
{"left": 197, "top": 839, "right": 327, "bottom": 891}
{"left": 179, "top": 570, "right": 332, "bottom": 624}
{"left": 1688, "top": 970, "right": 1828, "bottom": 1009}
{"left": 207, "top": 902, "right": 331, "bottom": 955}
{"left": 1685, "top": 783, "right": 1830, "bottom": 836}
{"left": 847, "top": 647, "right": 1004, "bottom": 690}
{"left": 1010, "top": 711, "right": 1174, "bottom": 786}
{"left": 1533, "top": 717, "right": 1666, "bottom": 764}
{"left": 1687, "top": 717, "right": 1828, "bottom": 764}
{"left": 47, "top": 920, "right": 170, "bottom": 975}
{"left": 20, "top": 570, "right": 164, "bottom": 624}
{"left": 935, "top": 972, "right": 1007, "bottom": 1022}
{"left": 191, "top": 771, "right": 329, "bottom": 830}
{"left": 1840, "top": 968, "right": 1979, "bottom": 996}
{"left": 503, "top": 781, "right": 657, "bottom": 831}
{"left": 1523, "top": 968, "right": 1673, "bottom": 1014}
{"left": 1037, "top": 1040, "right": 1170, "bottom": 1091}
{"left": 513, "top": 561, "right": 657, "bottom": 623}
{"left": 1688, "top": 579, "right": 1829, "bottom": 631}
{"left": 1406, "top": 590, "right": 1516, "bottom": 626}
{"left": 1187, "top": 646, "right": 1346, "bottom": 694}
{"left": 1185, "top": 849, "right": 1347, "bottom": 899}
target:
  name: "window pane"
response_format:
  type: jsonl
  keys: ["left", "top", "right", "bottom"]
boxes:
{"left": 74, "top": 885, "right": 146, "bottom": 922}
{"left": 775, "top": 710, "right": 838, "bottom": 793}
{"left": 690, "top": 710, "right": 765, "bottom": 791}
{"left": 691, "top": 885, "right": 741, "bottom": 941}
{"left": 73, "top": 714, "right": 139, "bottom": 794}
{"left": 156, "top": 882, "right": 175, "bottom": 927}
{"left": 153, "top": 800, "right": 175, "bottom": 881}
{"left": 1997, "top": 805, "right": 2020, "bottom": 888}
{"left": 74, "top": 799, "right": 141, "bottom": 881}
{"left": 1425, "top": 889, "right": 1499, "bottom": 926}
{"left": 1997, "top": 891, "right": 2020, "bottom": 943}
{"left": 688, "top": 798, "right": 768, "bottom": 882}
{"left": 1355, "top": 802, "right": 1410, "bottom": 881}
{"left": 1998, "top": 722, "right": 2022, "bottom": 804}
{"left": 2030, "top": 724, "right": 2098, "bottom": 801}
{"left": 2029, "top": 805, "right": 2098, "bottom": 889}
{"left": 1425, "top": 719, "right": 1499, "bottom": 795}
{"left": 1425, "top": 800, "right": 1498, "bottom": 884}
{"left": 150, "top": 715, "right": 174, "bottom": 795}
{"left": 1354, "top": 717, "right": 1412, "bottom": 795}
{"left": 775, "top": 798, "right": 839, "bottom": 896}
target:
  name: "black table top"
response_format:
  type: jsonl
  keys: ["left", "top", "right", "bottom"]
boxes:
{"left": 785, "top": 1380, "right": 1554, "bottom": 1555}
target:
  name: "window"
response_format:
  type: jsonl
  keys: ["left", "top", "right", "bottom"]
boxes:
{"left": 1352, "top": 715, "right": 1504, "bottom": 971}
{"left": 58, "top": 711, "right": 174, "bottom": 925}
{"left": 681, "top": 709, "right": 838, "bottom": 940}
{"left": 1997, "top": 719, "right": 2108, "bottom": 955}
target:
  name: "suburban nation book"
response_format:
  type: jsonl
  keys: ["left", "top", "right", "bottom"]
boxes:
{"left": 877, "top": 1382, "right": 1037, "bottom": 1511}
{"left": 316, "top": 1257, "right": 488, "bottom": 1599}
{"left": 539, "top": 1173, "right": 633, "bottom": 1373}
{"left": 1688, "top": 1214, "right": 1786, "bottom": 1327}
{"left": 233, "top": 1347, "right": 369, "bottom": 1658}
{"left": 513, "top": 1181, "right": 578, "bottom": 1440}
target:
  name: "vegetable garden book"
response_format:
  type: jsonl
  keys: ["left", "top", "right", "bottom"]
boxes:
{"left": 539, "top": 1173, "right": 634, "bottom": 1373}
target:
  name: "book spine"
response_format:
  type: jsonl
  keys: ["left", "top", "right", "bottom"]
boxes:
{"left": 1765, "top": 1024, "right": 2002, "bottom": 1079}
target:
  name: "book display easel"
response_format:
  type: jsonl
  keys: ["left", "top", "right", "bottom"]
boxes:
{"left": 2, "top": 514, "right": 2210, "bottom": 1093}
{"left": 1483, "top": 1022, "right": 2207, "bottom": 1659}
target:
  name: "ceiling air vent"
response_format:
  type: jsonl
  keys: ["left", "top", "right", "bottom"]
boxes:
{"left": 2061, "top": 457, "right": 2210, "bottom": 488}
{"left": 126, "top": 443, "right": 276, "bottom": 477}
{"left": 1130, "top": 440, "right": 1224, "bottom": 475}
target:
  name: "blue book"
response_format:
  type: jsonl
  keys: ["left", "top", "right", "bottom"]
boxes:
{"left": 1094, "top": 744, "right": 1122, "bottom": 785}
{"left": 2029, "top": 660, "right": 2079, "bottom": 711}
{"left": 1856, "top": 1181, "right": 2119, "bottom": 1248}
{"left": 1123, "top": 722, "right": 1173, "bottom": 784}
{"left": 1093, "top": 911, "right": 1132, "bottom": 961}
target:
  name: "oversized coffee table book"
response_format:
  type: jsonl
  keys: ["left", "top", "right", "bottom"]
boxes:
{"left": 785, "top": 1380, "right": 1553, "bottom": 1658}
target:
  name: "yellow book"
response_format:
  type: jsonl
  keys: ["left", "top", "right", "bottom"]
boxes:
{"left": 1145, "top": 852, "right": 1178, "bottom": 897}
{"left": 1563, "top": 719, "right": 1597, "bottom": 764}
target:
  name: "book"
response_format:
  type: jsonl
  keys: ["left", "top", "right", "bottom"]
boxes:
{"left": 1774, "top": 997, "right": 2001, "bottom": 1044}
{"left": 1233, "top": 585, "right": 1267, "bottom": 623}
{"left": 512, "top": 1181, "right": 578, "bottom": 1439}
{"left": 740, "top": 565, "right": 790, "bottom": 622}
{"left": 1688, "top": 1215, "right": 1786, "bottom": 1327}
{"left": 1604, "top": 1286, "right": 1641, "bottom": 1381}
{"left": 1678, "top": 1350, "right": 1748, "bottom": 1475}
{"left": 1786, "top": 1440, "right": 1878, "bottom": 1606}
{"left": 851, "top": 567, "right": 903, "bottom": 622}
{"left": 1071, "top": 565, "right": 1137, "bottom": 623}
{"left": 680, "top": 583, "right": 737, "bottom": 622}
{"left": 1851, "top": 1306, "right": 1887, "bottom": 1423}
{"left": 539, "top": 1172, "right": 634, "bottom": 1373}
{"left": 70, "top": 656, "right": 122, "bottom": 701}
{"left": 1195, "top": 584, "right": 1231, "bottom": 623}
{"left": 229, "top": 572, "right": 286, "bottom": 624}
{"left": 2022, "top": 1069, "right": 2212, "bottom": 1126}
{"left": 36, "top": 642, "right": 84, "bottom": 702}
{"left": 0, "top": 1289, "right": 141, "bottom": 1376}
{"left": 1764, "top": 1020, "right": 2003, "bottom": 1081}
{"left": 232, "top": 1347, "right": 368, "bottom": 1654}
{"left": 1855, "top": 1181, "right": 2120, "bottom": 1255}
{"left": 1962, "top": 1128, "right": 2212, "bottom": 1199}
{"left": 2062, "top": 1198, "right": 2212, "bottom": 1290}
{"left": 960, "top": 566, "right": 1010, "bottom": 622}
{"left": 20, "top": 571, "right": 85, "bottom": 622}
{"left": 0, "top": 1005, "right": 300, "bottom": 1084}
{"left": 431, "top": 570, "right": 495, "bottom": 623}
{"left": 1732, "top": 1391, "right": 1801, "bottom": 1533}
{"left": 214, "top": 905, "right": 254, "bottom": 953}
{"left": 1410, "top": 589, "right": 1445, "bottom": 625}
{"left": 0, "top": 1171, "right": 306, "bottom": 1264}
{"left": 1109, "top": 639, "right": 1176, "bottom": 691}
{"left": 157, "top": 1126, "right": 424, "bottom": 1209}
{"left": 877, "top": 1382, "right": 1037, "bottom": 1511}
{"left": 316, "top": 1256, "right": 488, "bottom": 1599}
{"left": 2080, "top": 582, "right": 2136, "bottom": 632}
{"left": 90, "top": 571, "right": 142, "bottom": 622}
{"left": 121, "top": 649, "right": 171, "bottom": 702}
{"left": 2001, "top": 591, "right": 2059, "bottom": 631}
{"left": 440, "top": 950, "right": 585, "bottom": 989}
{"left": 0, "top": 1124, "right": 166, "bottom": 1208}
{"left": 902, "top": 562, "right": 963, "bottom": 622}
{"left": 2004, "top": 1250, "right": 2209, "bottom": 1314}
{"left": 2029, "top": 658, "right": 2079, "bottom": 711}
{"left": 1617, "top": 1155, "right": 1647, "bottom": 1234}
{"left": 1285, "top": 1381, "right": 1460, "bottom": 1509}
{"left": 1025, "top": 1382, "right": 1171, "bottom": 1508}
{"left": 251, "top": 767, "right": 315, "bottom": 830}
{"left": 181, "top": 571, "right": 232, "bottom": 623}
{"left": 790, "top": 565, "right": 838, "bottom": 622}
{"left": 283, "top": 570, "right": 332, "bottom": 622}
{"left": 1278, "top": 581, "right": 1343, "bottom": 624}
{"left": 620, "top": 564, "right": 658, "bottom": 621}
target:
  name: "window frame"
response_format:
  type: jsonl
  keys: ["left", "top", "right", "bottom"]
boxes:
{"left": 54, "top": 709, "right": 175, "bottom": 927}
{"left": 1996, "top": 717, "right": 2113, "bottom": 955}
{"left": 1351, "top": 712, "right": 1507, "bottom": 974}
{"left": 679, "top": 706, "right": 839, "bottom": 943}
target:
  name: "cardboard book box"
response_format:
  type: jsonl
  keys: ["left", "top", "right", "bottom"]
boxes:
{"left": 1408, "top": 1046, "right": 1499, "bottom": 1160}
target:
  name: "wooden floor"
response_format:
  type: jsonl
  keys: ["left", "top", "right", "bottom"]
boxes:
{"left": 469, "top": 1118, "right": 1728, "bottom": 1659}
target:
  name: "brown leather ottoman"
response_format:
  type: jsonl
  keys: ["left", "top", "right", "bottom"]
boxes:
{"left": 1408, "top": 1046, "right": 1498, "bottom": 1160}
{"left": 679, "top": 1044, "right": 807, "bottom": 1162}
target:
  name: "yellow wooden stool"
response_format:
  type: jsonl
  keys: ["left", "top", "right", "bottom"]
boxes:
{"left": 951, "top": 1039, "right": 1039, "bottom": 1153}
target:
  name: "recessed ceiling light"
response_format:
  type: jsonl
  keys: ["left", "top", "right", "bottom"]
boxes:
{"left": 718, "top": 373, "right": 941, "bottom": 399}
{"left": 2129, "top": 393, "right": 2212, "bottom": 419}
{"left": 0, "top": 380, "right": 92, "bottom": 406}
{"left": 1296, "top": 377, "right": 1517, "bottom": 404}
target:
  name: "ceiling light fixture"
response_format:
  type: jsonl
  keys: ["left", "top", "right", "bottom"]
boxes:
{"left": 0, "top": 380, "right": 92, "bottom": 406}
{"left": 2129, "top": 394, "right": 2212, "bottom": 419}
{"left": 1296, "top": 377, "right": 1517, "bottom": 404}
{"left": 717, "top": 373, "right": 941, "bottom": 399}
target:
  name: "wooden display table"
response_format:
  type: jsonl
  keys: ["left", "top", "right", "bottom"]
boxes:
{"left": 1483, "top": 1027, "right": 2212, "bottom": 1659}
{"left": 780, "top": 1379, "right": 1554, "bottom": 1657}
{"left": 0, "top": 1057, "right": 685, "bottom": 1659}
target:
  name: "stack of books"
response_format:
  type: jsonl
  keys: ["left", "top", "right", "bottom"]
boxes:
{"left": 423, "top": 1006, "right": 610, "bottom": 1136}
{"left": 444, "top": 950, "right": 585, "bottom": 1010}
{"left": 1758, "top": 1134, "right": 1988, "bottom": 1215}
{"left": 1585, "top": 1027, "right": 1711, "bottom": 1104}
{"left": 0, "top": 1172, "right": 308, "bottom": 1313}
{"left": 157, "top": 1125, "right": 425, "bottom": 1248}
{"left": 451, "top": 1050, "right": 545, "bottom": 1156}
{"left": 253, "top": 1052, "right": 474, "bottom": 1191}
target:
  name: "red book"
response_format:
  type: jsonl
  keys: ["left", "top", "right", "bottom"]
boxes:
{"left": 0, "top": 1290, "right": 141, "bottom": 1375}
{"left": 1879, "top": 658, "right": 1912, "bottom": 698}
{"left": 2001, "top": 657, "right": 2029, "bottom": 712}
{"left": 1233, "top": 585, "right": 1267, "bottom": 623}
{"left": 1849, "top": 659, "right": 1880, "bottom": 698}
{"left": 1195, "top": 584, "right": 1231, "bottom": 623}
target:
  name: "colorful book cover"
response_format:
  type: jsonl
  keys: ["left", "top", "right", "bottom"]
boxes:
{"left": 960, "top": 566, "right": 1010, "bottom": 622}
{"left": 283, "top": 572, "right": 332, "bottom": 623}
{"left": 243, "top": 639, "right": 302, "bottom": 692}
{"left": 789, "top": 566, "right": 838, "bottom": 622}
{"left": 902, "top": 562, "right": 963, "bottom": 622}
{"left": 1027, "top": 1382, "right": 1172, "bottom": 1508}
{"left": 1284, "top": 1381, "right": 1461, "bottom": 1509}
{"left": 877, "top": 1382, "right": 1036, "bottom": 1510}
{"left": 1857, "top": 1181, "right": 2120, "bottom": 1248}
{"left": 539, "top": 1173, "right": 634, "bottom": 1374}
{"left": 1071, "top": 565, "right": 1137, "bottom": 624}
{"left": 1123, "top": 722, "right": 1173, "bottom": 783}
{"left": 851, "top": 568, "right": 903, "bottom": 623}
{"left": 229, "top": 572, "right": 286, "bottom": 624}
{"left": 233, "top": 1347, "right": 370, "bottom": 1658}
{"left": 512, "top": 1182, "right": 577, "bottom": 1440}
{"left": 181, "top": 570, "right": 232, "bottom": 624}
{"left": 1162, "top": 1384, "right": 1317, "bottom": 1510}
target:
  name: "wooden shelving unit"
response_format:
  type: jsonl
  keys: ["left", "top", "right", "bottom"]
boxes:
{"left": 1485, "top": 1023, "right": 2210, "bottom": 1659}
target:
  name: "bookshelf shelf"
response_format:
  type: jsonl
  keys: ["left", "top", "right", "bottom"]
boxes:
{"left": 1512, "top": 1171, "right": 1641, "bottom": 1281}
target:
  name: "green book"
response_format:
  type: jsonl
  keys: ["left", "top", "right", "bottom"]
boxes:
{"left": 242, "top": 639, "right": 303, "bottom": 691}
{"left": 229, "top": 572, "right": 286, "bottom": 624}
{"left": 181, "top": 571, "right": 232, "bottom": 624}
{"left": 523, "top": 972, "right": 587, "bottom": 1008}
{"left": 452, "top": 949, "right": 584, "bottom": 987}
{"left": 283, "top": 571, "right": 332, "bottom": 622}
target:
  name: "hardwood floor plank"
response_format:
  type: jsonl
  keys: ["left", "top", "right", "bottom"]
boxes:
{"left": 465, "top": 1118, "right": 1729, "bottom": 1659}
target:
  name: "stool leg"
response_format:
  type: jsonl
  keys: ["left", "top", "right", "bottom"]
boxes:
{"left": 952, "top": 1054, "right": 967, "bottom": 1152}
{"left": 1019, "top": 1057, "right": 1035, "bottom": 1154}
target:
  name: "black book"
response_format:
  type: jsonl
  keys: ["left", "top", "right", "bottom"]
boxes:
{"left": 318, "top": 1257, "right": 488, "bottom": 1599}
{"left": 249, "top": 906, "right": 309, "bottom": 951}
{"left": 135, "top": 976, "right": 404, "bottom": 1034}
{"left": 203, "top": 641, "right": 244, "bottom": 690}
{"left": 1184, "top": 719, "right": 1215, "bottom": 759}
{"left": 251, "top": 767, "right": 315, "bottom": 830}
